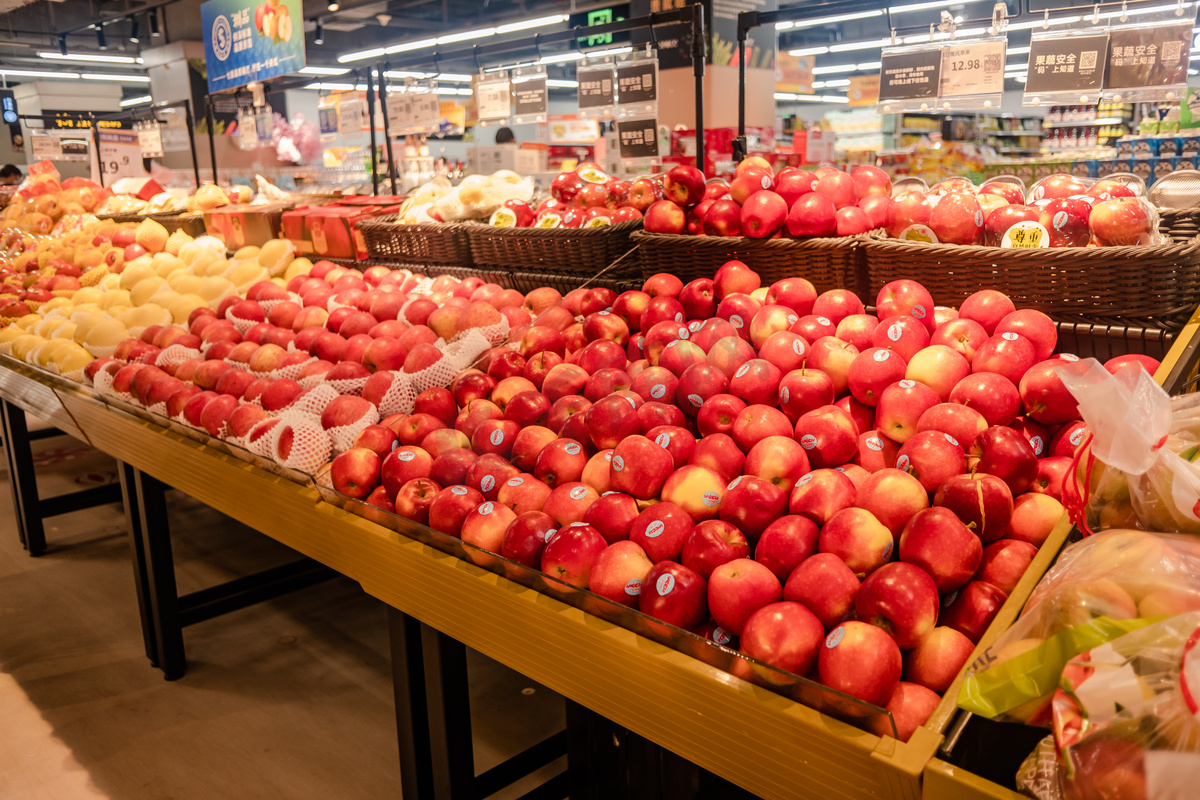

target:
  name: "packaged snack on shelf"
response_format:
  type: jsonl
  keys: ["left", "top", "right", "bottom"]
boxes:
{"left": 1059, "top": 359, "right": 1200, "bottom": 534}
{"left": 957, "top": 529, "right": 1200, "bottom": 726}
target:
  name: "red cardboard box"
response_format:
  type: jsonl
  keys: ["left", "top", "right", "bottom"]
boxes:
{"left": 111, "top": 177, "right": 165, "bottom": 201}
{"left": 204, "top": 203, "right": 289, "bottom": 249}
{"left": 281, "top": 196, "right": 403, "bottom": 261}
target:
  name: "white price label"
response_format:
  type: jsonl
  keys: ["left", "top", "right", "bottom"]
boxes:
{"left": 338, "top": 97, "right": 363, "bottom": 134}
{"left": 386, "top": 92, "right": 414, "bottom": 132}
{"left": 137, "top": 125, "right": 163, "bottom": 158}
{"left": 412, "top": 93, "right": 440, "bottom": 129}
{"left": 939, "top": 40, "right": 1006, "bottom": 98}
{"left": 475, "top": 80, "right": 511, "bottom": 122}
{"left": 30, "top": 133, "right": 63, "bottom": 161}
{"left": 95, "top": 130, "right": 146, "bottom": 182}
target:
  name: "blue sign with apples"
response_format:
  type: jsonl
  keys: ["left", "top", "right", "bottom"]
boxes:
{"left": 202, "top": 0, "right": 305, "bottom": 93}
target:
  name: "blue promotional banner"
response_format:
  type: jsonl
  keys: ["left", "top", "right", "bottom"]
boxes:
{"left": 202, "top": 0, "right": 305, "bottom": 93}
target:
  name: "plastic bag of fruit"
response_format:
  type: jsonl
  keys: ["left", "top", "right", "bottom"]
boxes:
{"left": 1015, "top": 612, "right": 1200, "bottom": 799}
{"left": 957, "top": 529, "right": 1200, "bottom": 725}
{"left": 432, "top": 171, "right": 534, "bottom": 222}
{"left": 1057, "top": 358, "right": 1200, "bottom": 535}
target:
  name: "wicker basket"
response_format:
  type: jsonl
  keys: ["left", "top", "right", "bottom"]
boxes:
{"left": 154, "top": 212, "right": 206, "bottom": 237}
{"left": 358, "top": 216, "right": 473, "bottom": 266}
{"left": 632, "top": 230, "right": 873, "bottom": 296}
{"left": 862, "top": 236, "right": 1200, "bottom": 327}
{"left": 466, "top": 219, "right": 641, "bottom": 276}
{"left": 1159, "top": 208, "right": 1200, "bottom": 244}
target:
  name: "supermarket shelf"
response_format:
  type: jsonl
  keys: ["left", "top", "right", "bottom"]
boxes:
{"left": 833, "top": 129, "right": 884, "bottom": 137}
{"left": 900, "top": 128, "right": 939, "bottom": 133}
{"left": 1043, "top": 117, "right": 1126, "bottom": 127}
{"left": 984, "top": 132, "right": 1044, "bottom": 137}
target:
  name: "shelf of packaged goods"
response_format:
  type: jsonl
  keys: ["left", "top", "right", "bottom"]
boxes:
{"left": 0, "top": 355, "right": 1078, "bottom": 800}
{"left": 900, "top": 128, "right": 940, "bottom": 134}
{"left": 985, "top": 132, "right": 1044, "bottom": 137}
{"left": 1042, "top": 117, "right": 1127, "bottom": 128}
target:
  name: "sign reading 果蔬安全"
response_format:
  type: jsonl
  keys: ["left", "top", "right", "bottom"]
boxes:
{"left": 202, "top": 0, "right": 305, "bottom": 93}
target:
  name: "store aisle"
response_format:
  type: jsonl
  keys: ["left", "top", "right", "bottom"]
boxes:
{"left": 0, "top": 427, "right": 564, "bottom": 800}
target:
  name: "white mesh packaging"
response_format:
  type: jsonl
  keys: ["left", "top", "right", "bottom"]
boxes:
{"left": 289, "top": 383, "right": 340, "bottom": 421}
{"left": 272, "top": 415, "right": 333, "bottom": 473}
{"left": 403, "top": 355, "right": 460, "bottom": 395}
{"left": 270, "top": 357, "right": 315, "bottom": 382}
{"left": 364, "top": 371, "right": 417, "bottom": 416}
{"left": 246, "top": 417, "right": 283, "bottom": 458}
{"left": 92, "top": 367, "right": 117, "bottom": 398}
{"left": 156, "top": 344, "right": 202, "bottom": 373}
{"left": 225, "top": 306, "right": 262, "bottom": 335}
{"left": 324, "top": 375, "right": 369, "bottom": 397}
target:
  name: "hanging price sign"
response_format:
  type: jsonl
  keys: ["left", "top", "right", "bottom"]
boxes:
{"left": 136, "top": 123, "right": 163, "bottom": 158}
{"left": 475, "top": 79, "right": 512, "bottom": 124}
{"left": 616, "top": 117, "right": 659, "bottom": 159}
{"left": 512, "top": 76, "right": 548, "bottom": 124}
{"left": 1107, "top": 22, "right": 1192, "bottom": 97}
{"left": 1025, "top": 34, "right": 1109, "bottom": 99}
{"left": 386, "top": 92, "right": 414, "bottom": 132}
{"left": 94, "top": 130, "right": 146, "bottom": 181}
{"left": 411, "top": 92, "right": 441, "bottom": 130}
{"left": 939, "top": 39, "right": 1006, "bottom": 98}
{"left": 577, "top": 64, "right": 616, "bottom": 118}
{"left": 878, "top": 48, "right": 942, "bottom": 104}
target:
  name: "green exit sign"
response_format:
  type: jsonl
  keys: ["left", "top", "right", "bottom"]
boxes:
{"left": 570, "top": 5, "right": 630, "bottom": 47}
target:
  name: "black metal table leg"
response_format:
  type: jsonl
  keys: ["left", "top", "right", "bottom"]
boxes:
{"left": 2, "top": 399, "right": 44, "bottom": 555}
{"left": 389, "top": 608, "right": 435, "bottom": 800}
{"left": 130, "top": 468, "right": 186, "bottom": 680}
{"left": 119, "top": 461, "right": 158, "bottom": 665}
{"left": 420, "top": 624, "right": 475, "bottom": 800}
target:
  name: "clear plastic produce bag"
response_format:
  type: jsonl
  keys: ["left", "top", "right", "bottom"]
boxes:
{"left": 957, "top": 530, "right": 1200, "bottom": 726}
{"left": 1018, "top": 612, "right": 1200, "bottom": 800}
{"left": 1057, "top": 359, "right": 1200, "bottom": 535}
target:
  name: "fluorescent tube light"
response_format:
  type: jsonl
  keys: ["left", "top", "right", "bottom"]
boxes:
{"left": 119, "top": 95, "right": 152, "bottom": 107}
{"left": 38, "top": 52, "right": 141, "bottom": 64}
{"left": 81, "top": 73, "right": 151, "bottom": 82}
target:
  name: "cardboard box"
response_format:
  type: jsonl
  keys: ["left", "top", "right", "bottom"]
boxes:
{"left": 281, "top": 196, "right": 403, "bottom": 261}
{"left": 204, "top": 203, "right": 289, "bottom": 249}
{"left": 110, "top": 177, "right": 165, "bottom": 201}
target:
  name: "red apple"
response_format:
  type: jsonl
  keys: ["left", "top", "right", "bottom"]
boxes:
{"left": 939, "top": 580, "right": 1007, "bottom": 643}
{"left": 739, "top": 601, "right": 825, "bottom": 681}
{"left": 817, "top": 621, "right": 902, "bottom": 707}
{"left": 783, "top": 553, "right": 860, "bottom": 631}
{"left": 786, "top": 192, "right": 837, "bottom": 237}
{"left": 904, "top": 626, "right": 975, "bottom": 694}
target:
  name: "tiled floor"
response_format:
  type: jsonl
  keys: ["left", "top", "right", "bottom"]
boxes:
{"left": 0, "top": 426, "right": 565, "bottom": 799}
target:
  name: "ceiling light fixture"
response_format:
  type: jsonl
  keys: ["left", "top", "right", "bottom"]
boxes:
{"left": 436, "top": 27, "right": 496, "bottom": 45}
{"left": 120, "top": 95, "right": 152, "bottom": 107}
{"left": 787, "top": 46, "right": 829, "bottom": 56}
{"left": 341, "top": 15, "right": 566, "bottom": 62}
{"left": 149, "top": 10, "right": 160, "bottom": 37}
{"left": 58, "top": 36, "right": 67, "bottom": 56}
{"left": 299, "top": 66, "right": 348, "bottom": 75}
{"left": 38, "top": 52, "right": 142, "bottom": 64}
{"left": 95, "top": 25, "right": 107, "bottom": 50}
{"left": 327, "top": 2, "right": 339, "bottom": 11}
{"left": 314, "top": 20, "right": 324, "bottom": 45}
{"left": 0, "top": 68, "right": 80, "bottom": 79}
{"left": 81, "top": 73, "right": 151, "bottom": 82}
{"left": 774, "top": 92, "right": 850, "bottom": 103}
{"left": 129, "top": 19, "right": 139, "bottom": 44}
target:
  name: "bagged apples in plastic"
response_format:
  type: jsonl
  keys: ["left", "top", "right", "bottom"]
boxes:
{"left": 957, "top": 529, "right": 1200, "bottom": 726}
{"left": 1057, "top": 358, "right": 1200, "bottom": 534}
{"left": 1017, "top": 612, "right": 1200, "bottom": 800}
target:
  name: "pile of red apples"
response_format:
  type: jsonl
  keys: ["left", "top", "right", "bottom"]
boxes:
{"left": 323, "top": 262, "right": 1160, "bottom": 741}
{"left": 640, "top": 156, "right": 893, "bottom": 239}
{"left": 490, "top": 162, "right": 649, "bottom": 229}
{"left": 81, "top": 260, "right": 540, "bottom": 468}
{"left": 887, "top": 174, "right": 1159, "bottom": 248}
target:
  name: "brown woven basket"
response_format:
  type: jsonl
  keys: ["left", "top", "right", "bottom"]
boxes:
{"left": 153, "top": 212, "right": 206, "bottom": 237}
{"left": 632, "top": 230, "right": 874, "bottom": 296}
{"left": 466, "top": 219, "right": 641, "bottom": 276}
{"left": 1159, "top": 208, "right": 1200, "bottom": 244}
{"left": 862, "top": 237, "right": 1200, "bottom": 327}
{"left": 357, "top": 216, "right": 473, "bottom": 266}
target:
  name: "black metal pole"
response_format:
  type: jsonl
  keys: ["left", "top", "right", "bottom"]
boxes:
{"left": 205, "top": 96, "right": 218, "bottom": 185}
{"left": 90, "top": 114, "right": 103, "bottom": 188}
{"left": 734, "top": 26, "right": 747, "bottom": 165}
{"left": 365, "top": 68, "right": 379, "bottom": 196}
{"left": 378, "top": 61, "right": 398, "bottom": 193}
{"left": 184, "top": 99, "right": 201, "bottom": 189}
{"left": 692, "top": 2, "right": 706, "bottom": 175}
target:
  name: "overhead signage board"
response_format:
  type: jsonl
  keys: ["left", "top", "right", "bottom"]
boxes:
{"left": 202, "top": 0, "right": 306, "bottom": 93}
{"left": 878, "top": 49, "right": 942, "bottom": 103}
{"left": 1024, "top": 34, "right": 1109, "bottom": 96}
